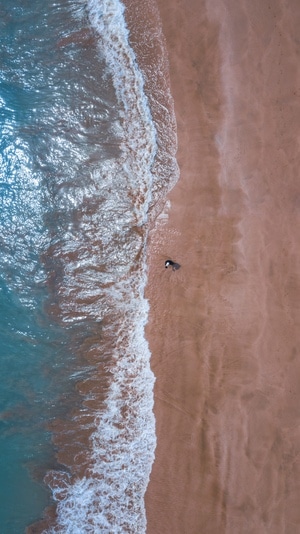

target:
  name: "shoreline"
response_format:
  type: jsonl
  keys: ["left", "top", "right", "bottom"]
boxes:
{"left": 145, "top": 0, "right": 300, "bottom": 533}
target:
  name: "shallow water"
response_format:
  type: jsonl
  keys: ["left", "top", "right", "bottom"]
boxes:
{"left": 0, "top": 0, "right": 177, "bottom": 532}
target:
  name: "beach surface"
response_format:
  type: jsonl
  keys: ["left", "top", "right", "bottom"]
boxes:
{"left": 145, "top": 1, "right": 300, "bottom": 533}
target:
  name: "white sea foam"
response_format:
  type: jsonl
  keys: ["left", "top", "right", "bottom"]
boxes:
{"left": 46, "top": 0, "right": 158, "bottom": 532}
{"left": 49, "top": 292, "right": 155, "bottom": 533}
{"left": 87, "top": 0, "right": 157, "bottom": 226}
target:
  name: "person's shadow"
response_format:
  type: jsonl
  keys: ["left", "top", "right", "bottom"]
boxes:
{"left": 165, "top": 260, "right": 181, "bottom": 271}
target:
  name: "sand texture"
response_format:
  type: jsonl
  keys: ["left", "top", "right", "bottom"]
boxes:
{"left": 145, "top": 0, "right": 300, "bottom": 533}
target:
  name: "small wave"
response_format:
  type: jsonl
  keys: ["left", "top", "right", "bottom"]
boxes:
{"left": 47, "top": 296, "right": 155, "bottom": 534}
{"left": 87, "top": 0, "right": 157, "bottom": 226}
{"left": 44, "top": 1, "right": 158, "bottom": 532}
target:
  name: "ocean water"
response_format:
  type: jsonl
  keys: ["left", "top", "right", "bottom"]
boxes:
{"left": 0, "top": 0, "right": 178, "bottom": 532}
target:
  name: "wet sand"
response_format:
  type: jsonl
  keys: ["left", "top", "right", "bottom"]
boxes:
{"left": 145, "top": 1, "right": 300, "bottom": 533}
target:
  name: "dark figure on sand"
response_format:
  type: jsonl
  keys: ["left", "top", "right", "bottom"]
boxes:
{"left": 165, "top": 259, "right": 180, "bottom": 271}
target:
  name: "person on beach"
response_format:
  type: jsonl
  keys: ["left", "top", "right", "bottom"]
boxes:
{"left": 165, "top": 259, "right": 180, "bottom": 271}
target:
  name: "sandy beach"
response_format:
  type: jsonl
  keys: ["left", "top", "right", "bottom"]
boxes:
{"left": 145, "top": 1, "right": 300, "bottom": 533}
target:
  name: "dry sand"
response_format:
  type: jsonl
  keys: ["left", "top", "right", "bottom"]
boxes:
{"left": 145, "top": 1, "right": 300, "bottom": 533}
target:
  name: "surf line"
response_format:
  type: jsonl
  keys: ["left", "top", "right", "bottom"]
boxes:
{"left": 44, "top": 1, "right": 158, "bottom": 533}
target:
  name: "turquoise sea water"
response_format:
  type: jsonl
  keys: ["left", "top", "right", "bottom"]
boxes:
{"left": 0, "top": 279, "right": 78, "bottom": 532}
{"left": 0, "top": 0, "right": 177, "bottom": 531}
